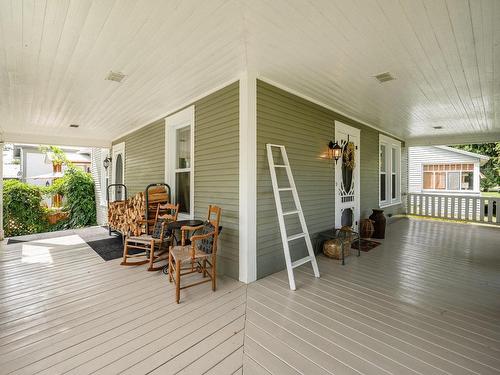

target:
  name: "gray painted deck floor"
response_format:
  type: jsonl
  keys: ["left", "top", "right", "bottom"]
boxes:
{"left": 0, "top": 218, "right": 499, "bottom": 374}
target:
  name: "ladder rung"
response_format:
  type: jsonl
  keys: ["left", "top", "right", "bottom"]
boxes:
{"left": 274, "top": 165, "right": 287, "bottom": 168}
{"left": 287, "top": 233, "right": 306, "bottom": 241}
{"left": 292, "top": 256, "right": 312, "bottom": 268}
{"left": 278, "top": 188, "right": 293, "bottom": 192}
{"left": 283, "top": 210, "right": 300, "bottom": 216}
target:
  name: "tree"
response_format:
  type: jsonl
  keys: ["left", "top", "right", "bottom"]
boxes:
{"left": 452, "top": 143, "right": 500, "bottom": 191}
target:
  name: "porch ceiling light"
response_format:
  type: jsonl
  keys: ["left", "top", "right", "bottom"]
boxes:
{"left": 328, "top": 140, "right": 342, "bottom": 163}
{"left": 103, "top": 156, "right": 112, "bottom": 170}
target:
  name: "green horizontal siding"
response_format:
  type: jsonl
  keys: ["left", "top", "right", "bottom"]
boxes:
{"left": 113, "top": 119, "right": 165, "bottom": 196}
{"left": 256, "top": 80, "right": 405, "bottom": 278}
{"left": 193, "top": 82, "right": 239, "bottom": 279}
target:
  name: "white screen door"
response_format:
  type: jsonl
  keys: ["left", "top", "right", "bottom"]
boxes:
{"left": 335, "top": 122, "right": 360, "bottom": 231}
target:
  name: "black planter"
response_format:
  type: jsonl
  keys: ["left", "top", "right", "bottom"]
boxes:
{"left": 369, "top": 209, "right": 386, "bottom": 239}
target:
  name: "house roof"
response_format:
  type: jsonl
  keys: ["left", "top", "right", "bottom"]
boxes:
{"left": 45, "top": 152, "right": 91, "bottom": 165}
{"left": 435, "top": 146, "right": 490, "bottom": 165}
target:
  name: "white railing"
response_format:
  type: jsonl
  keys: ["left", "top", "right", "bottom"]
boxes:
{"left": 407, "top": 193, "right": 499, "bottom": 225}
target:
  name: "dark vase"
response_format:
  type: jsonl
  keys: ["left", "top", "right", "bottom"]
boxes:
{"left": 369, "top": 209, "right": 386, "bottom": 239}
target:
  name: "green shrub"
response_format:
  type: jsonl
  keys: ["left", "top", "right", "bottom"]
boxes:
{"left": 3, "top": 180, "right": 49, "bottom": 237}
{"left": 61, "top": 168, "right": 97, "bottom": 228}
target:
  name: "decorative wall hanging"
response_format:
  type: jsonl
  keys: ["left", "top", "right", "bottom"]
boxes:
{"left": 342, "top": 142, "right": 356, "bottom": 170}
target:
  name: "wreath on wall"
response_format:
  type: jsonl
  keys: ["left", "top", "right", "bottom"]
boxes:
{"left": 343, "top": 142, "right": 355, "bottom": 169}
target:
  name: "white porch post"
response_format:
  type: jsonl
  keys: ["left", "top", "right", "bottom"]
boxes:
{"left": 239, "top": 71, "right": 257, "bottom": 283}
{"left": 0, "top": 141, "right": 4, "bottom": 241}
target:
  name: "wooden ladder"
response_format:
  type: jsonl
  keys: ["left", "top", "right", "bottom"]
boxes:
{"left": 266, "top": 144, "right": 320, "bottom": 290}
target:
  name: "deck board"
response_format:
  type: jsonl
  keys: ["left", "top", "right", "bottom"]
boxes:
{"left": 246, "top": 218, "right": 500, "bottom": 374}
{"left": 0, "top": 218, "right": 499, "bottom": 374}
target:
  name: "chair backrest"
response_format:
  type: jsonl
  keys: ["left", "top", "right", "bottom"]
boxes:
{"left": 156, "top": 203, "right": 179, "bottom": 223}
{"left": 206, "top": 205, "right": 222, "bottom": 254}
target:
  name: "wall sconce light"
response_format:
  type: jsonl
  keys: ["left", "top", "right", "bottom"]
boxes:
{"left": 103, "top": 156, "right": 112, "bottom": 170}
{"left": 328, "top": 141, "right": 342, "bottom": 163}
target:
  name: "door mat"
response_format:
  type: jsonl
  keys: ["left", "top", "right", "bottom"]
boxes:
{"left": 351, "top": 239, "right": 381, "bottom": 252}
{"left": 7, "top": 226, "right": 138, "bottom": 261}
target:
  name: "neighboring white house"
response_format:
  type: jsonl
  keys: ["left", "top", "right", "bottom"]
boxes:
{"left": 409, "top": 146, "right": 490, "bottom": 195}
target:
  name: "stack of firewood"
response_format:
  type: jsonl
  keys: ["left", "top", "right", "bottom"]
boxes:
{"left": 107, "top": 186, "right": 169, "bottom": 236}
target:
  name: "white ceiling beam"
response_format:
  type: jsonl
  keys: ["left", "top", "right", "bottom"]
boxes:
{"left": 406, "top": 132, "right": 500, "bottom": 146}
{"left": 1, "top": 131, "right": 111, "bottom": 148}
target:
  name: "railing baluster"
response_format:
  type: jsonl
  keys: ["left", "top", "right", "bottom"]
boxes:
{"left": 406, "top": 193, "right": 498, "bottom": 225}
{"left": 465, "top": 197, "right": 470, "bottom": 221}
{"left": 487, "top": 198, "right": 493, "bottom": 223}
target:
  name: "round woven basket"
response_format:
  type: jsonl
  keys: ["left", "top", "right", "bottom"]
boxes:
{"left": 323, "top": 238, "right": 350, "bottom": 259}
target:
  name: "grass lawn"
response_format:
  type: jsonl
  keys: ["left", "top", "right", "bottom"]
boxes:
{"left": 481, "top": 191, "right": 500, "bottom": 198}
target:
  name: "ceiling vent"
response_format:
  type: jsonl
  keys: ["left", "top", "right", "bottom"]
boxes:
{"left": 374, "top": 72, "right": 396, "bottom": 83}
{"left": 106, "top": 71, "right": 126, "bottom": 83}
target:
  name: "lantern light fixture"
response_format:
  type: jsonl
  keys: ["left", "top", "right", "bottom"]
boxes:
{"left": 328, "top": 140, "right": 342, "bottom": 163}
{"left": 103, "top": 156, "right": 112, "bottom": 170}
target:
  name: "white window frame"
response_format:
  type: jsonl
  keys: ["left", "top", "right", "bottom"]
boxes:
{"left": 421, "top": 163, "right": 476, "bottom": 193}
{"left": 379, "top": 134, "right": 401, "bottom": 207}
{"left": 111, "top": 142, "right": 125, "bottom": 201}
{"left": 165, "top": 106, "right": 195, "bottom": 220}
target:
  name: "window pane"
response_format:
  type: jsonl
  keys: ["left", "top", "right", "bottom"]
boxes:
{"left": 423, "top": 172, "right": 433, "bottom": 189}
{"left": 435, "top": 172, "right": 446, "bottom": 189}
{"left": 175, "top": 172, "right": 190, "bottom": 213}
{"left": 380, "top": 145, "right": 386, "bottom": 172}
{"left": 380, "top": 173, "right": 386, "bottom": 201}
{"left": 461, "top": 172, "right": 473, "bottom": 190}
{"left": 391, "top": 148, "right": 396, "bottom": 173}
{"left": 447, "top": 172, "right": 460, "bottom": 190}
{"left": 392, "top": 174, "right": 396, "bottom": 199}
{"left": 176, "top": 126, "right": 191, "bottom": 169}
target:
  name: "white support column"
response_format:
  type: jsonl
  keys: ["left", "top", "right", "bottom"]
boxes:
{"left": 239, "top": 71, "right": 257, "bottom": 283}
{"left": 0, "top": 141, "right": 4, "bottom": 241}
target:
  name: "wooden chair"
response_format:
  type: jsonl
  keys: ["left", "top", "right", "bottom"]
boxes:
{"left": 121, "top": 203, "right": 179, "bottom": 271}
{"left": 168, "top": 205, "right": 221, "bottom": 303}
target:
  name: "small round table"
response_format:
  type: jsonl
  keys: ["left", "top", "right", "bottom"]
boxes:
{"left": 167, "top": 219, "right": 204, "bottom": 245}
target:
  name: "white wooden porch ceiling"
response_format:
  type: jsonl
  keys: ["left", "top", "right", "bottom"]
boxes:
{"left": 0, "top": 0, "right": 499, "bottom": 146}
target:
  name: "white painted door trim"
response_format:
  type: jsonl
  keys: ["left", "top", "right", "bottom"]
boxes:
{"left": 335, "top": 121, "right": 360, "bottom": 230}
{"left": 238, "top": 71, "right": 257, "bottom": 284}
{"left": 111, "top": 142, "right": 125, "bottom": 201}
{"left": 165, "top": 105, "right": 195, "bottom": 220}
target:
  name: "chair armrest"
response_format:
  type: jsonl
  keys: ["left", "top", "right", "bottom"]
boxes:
{"left": 181, "top": 225, "right": 204, "bottom": 231}
{"left": 190, "top": 232, "right": 215, "bottom": 243}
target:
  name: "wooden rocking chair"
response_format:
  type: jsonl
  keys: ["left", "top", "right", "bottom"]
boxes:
{"left": 121, "top": 203, "right": 179, "bottom": 271}
{"left": 168, "top": 205, "right": 221, "bottom": 303}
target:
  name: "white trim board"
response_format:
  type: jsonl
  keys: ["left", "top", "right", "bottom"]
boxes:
{"left": 238, "top": 71, "right": 257, "bottom": 284}
{"left": 165, "top": 106, "right": 195, "bottom": 220}
{"left": 2, "top": 131, "right": 111, "bottom": 148}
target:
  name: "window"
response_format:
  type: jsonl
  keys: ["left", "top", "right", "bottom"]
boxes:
{"left": 422, "top": 163, "right": 474, "bottom": 191}
{"left": 379, "top": 135, "right": 401, "bottom": 206}
{"left": 166, "top": 106, "right": 194, "bottom": 219}
{"left": 380, "top": 145, "right": 386, "bottom": 202}
{"left": 174, "top": 126, "right": 191, "bottom": 214}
